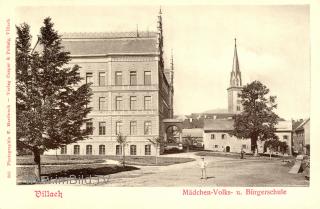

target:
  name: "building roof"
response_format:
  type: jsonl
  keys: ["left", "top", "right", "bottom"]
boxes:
{"left": 45, "top": 32, "right": 160, "bottom": 56}
{"left": 295, "top": 118, "right": 310, "bottom": 131}
{"left": 204, "top": 119, "right": 292, "bottom": 132}
{"left": 204, "top": 119, "right": 234, "bottom": 131}
{"left": 182, "top": 128, "right": 203, "bottom": 138}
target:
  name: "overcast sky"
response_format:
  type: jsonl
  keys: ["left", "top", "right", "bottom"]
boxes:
{"left": 15, "top": 5, "right": 310, "bottom": 120}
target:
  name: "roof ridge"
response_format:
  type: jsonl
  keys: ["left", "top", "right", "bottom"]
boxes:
{"left": 61, "top": 31, "right": 158, "bottom": 39}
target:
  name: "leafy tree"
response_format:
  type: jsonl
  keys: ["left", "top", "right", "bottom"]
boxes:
{"left": 183, "top": 135, "right": 196, "bottom": 152}
{"left": 16, "top": 17, "right": 92, "bottom": 180}
{"left": 231, "top": 81, "right": 279, "bottom": 155}
{"left": 148, "top": 136, "right": 165, "bottom": 165}
{"left": 264, "top": 139, "right": 280, "bottom": 160}
{"left": 116, "top": 133, "right": 128, "bottom": 167}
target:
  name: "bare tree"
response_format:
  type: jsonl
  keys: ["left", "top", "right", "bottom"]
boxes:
{"left": 116, "top": 133, "right": 128, "bottom": 167}
{"left": 148, "top": 136, "right": 165, "bottom": 165}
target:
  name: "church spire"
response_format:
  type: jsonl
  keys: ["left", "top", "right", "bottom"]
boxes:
{"left": 157, "top": 7, "right": 164, "bottom": 69}
{"left": 230, "top": 38, "right": 242, "bottom": 87}
{"left": 170, "top": 50, "right": 174, "bottom": 86}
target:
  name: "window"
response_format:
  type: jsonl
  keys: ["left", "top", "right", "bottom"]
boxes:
{"left": 74, "top": 145, "right": 80, "bottom": 155}
{"left": 99, "top": 97, "right": 106, "bottom": 111}
{"left": 116, "top": 96, "right": 122, "bottom": 110}
{"left": 237, "top": 106, "right": 241, "bottom": 111}
{"left": 221, "top": 134, "right": 225, "bottom": 139}
{"left": 99, "top": 145, "right": 105, "bottom": 155}
{"left": 99, "top": 72, "right": 106, "bottom": 86}
{"left": 130, "top": 121, "right": 137, "bottom": 135}
{"left": 99, "top": 122, "right": 106, "bottom": 135}
{"left": 130, "top": 145, "right": 137, "bottom": 155}
{"left": 115, "top": 71, "right": 122, "bottom": 85}
{"left": 211, "top": 134, "right": 215, "bottom": 139}
{"left": 144, "top": 96, "right": 152, "bottom": 110}
{"left": 60, "top": 145, "right": 67, "bottom": 155}
{"left": 86, "top": 122, "right": 93, "bottom": 135}
{"left": 116, "top": 145, "right": 122, "bottom": 155}
{"left": 116, "top": 121, "right": 123, "bottom": 135}
{"left": 242, "top": 144, "right": 247, "bottom": 149}
{"left": 283, "top": 135, "right": 288, "bottom": 140}
{"left": 145, "top": 145, "right": 151, "bottom": 155}
{"left": 86, "top": 72, "right": 93, "bottom": 84}
{"left": 214, "top": 145, "right": 218, "bottom": 148}
{"left": 86, "top": 145, "right": 92, "bottom": 155}
{"left": 130, "top": 96, "right": 137, "bottom": 110}
{"left": 144, "top": 121, "right": 152, "bottom": 135}
{"left": 144, "top": 71, "right": 151, "bottom": 85}
{"left": 130, "top": 71, "right": 137, "bottom": 85}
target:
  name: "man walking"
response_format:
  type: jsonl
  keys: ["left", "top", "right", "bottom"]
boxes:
{"left": 199, "top": 157, "right": 208, "bottom": 179}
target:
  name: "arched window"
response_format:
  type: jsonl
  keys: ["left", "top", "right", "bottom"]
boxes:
{"left": 99, "top": 145, "right": 105, "bottom": 155}
{"left": 86, "top": 145, "right": 92, "bottom": 155}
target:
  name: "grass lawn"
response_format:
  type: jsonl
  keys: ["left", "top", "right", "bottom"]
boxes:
{"left": 16, "top": 155, "right": 195, "bottom": 184}
{"left": 17, "top": 164, "right": 138, "bottom": 185}
{"left": 17, "top": 155, "right": 195, "bottom": 166}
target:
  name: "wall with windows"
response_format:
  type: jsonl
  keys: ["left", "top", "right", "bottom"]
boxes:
{"left": 45, "top": 141, "right": 159, "bottom": 156}
{"left": 203, "top": 131, "right": 292, "bottom": 154}
{"left": 203, "top": 132, "right": 251, "bottom": 153}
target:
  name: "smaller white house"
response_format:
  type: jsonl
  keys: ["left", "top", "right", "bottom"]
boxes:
{"left": 203, "top": 119, "right": 292, "bottom": 155}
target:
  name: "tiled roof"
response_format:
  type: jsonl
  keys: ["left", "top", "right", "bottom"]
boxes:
{"left": 204, "top": 119, "right": 234, "bottom": 131}
{"left": 182, "top": 128, "right": 203, "bottom": 138}
{"left": 61, "top": 32, "right": 158, "bottom": 39}
{"left": 276, "top": 121, "right": 292, "bottom": 131}
{"left": 58, "top": 32, "right": 159, "bottom": 56}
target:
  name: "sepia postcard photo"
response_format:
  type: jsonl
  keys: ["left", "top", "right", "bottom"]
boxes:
{"left": 1, "top": 1, "right": 320, "bottom": 209}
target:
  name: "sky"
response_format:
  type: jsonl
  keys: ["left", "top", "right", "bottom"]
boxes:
{"left": 15, "top": 5, "right": 310, "bottom": 120}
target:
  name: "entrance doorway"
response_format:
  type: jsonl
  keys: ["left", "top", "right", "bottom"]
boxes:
{"left": 226, "top": 146, "right": 230, "bottom": 152}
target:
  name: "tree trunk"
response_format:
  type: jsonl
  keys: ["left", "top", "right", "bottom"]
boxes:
{"left": 122, "top": 145, "right": 126, "bottom": 167}
{"left": 33, "top": 148, "right": 41, "bottom": 182}
{"left": 251, "top": 136, "right": 258, "bottom": 155}
{"left": 155, "top": 145, "right": 158, "bottom": 165}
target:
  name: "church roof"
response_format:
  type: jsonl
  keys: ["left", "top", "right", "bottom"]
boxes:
{"left": 58, "top": 32, "right": 159, "bottom": 56}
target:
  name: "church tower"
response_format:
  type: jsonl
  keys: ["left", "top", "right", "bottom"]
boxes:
{"left": 227, "top": 38, "right": 243, "bottom": 113}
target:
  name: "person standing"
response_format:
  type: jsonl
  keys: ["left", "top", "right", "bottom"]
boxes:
{"left": 199, "top": 157, "right": 208, "bottom": 179}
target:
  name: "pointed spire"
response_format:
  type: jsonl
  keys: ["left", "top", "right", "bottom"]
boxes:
{"left": 232, "top": 38, "right": 240, "bottom": 73}
{"left": 170, "top": 49, "right": 174, "bottom": 72}
{"left": 157, "top": 7, "right": 164, "bottom": 69}
{"left": 230, "top": 38, "right": 242, "bottom": 87}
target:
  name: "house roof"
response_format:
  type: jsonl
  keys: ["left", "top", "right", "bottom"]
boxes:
{"left": 34, "top": 32, "right": 159, "bottom": 56}
{"left": 295, "top": 118, "right": 310, "bottom": 131}
{"left": 204, "top": 119, "right": 234, "bottom": 131}
{"left": 204, "top": 119, "right": 292, "bottom": 132}
{"left": 182, "top": 128, "right": 203, "bottom": 138}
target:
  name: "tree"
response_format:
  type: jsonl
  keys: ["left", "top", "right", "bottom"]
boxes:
{"left": 231, "top": 81, "right": 279, "bottom": 155}
{"left": 278, "top": 141, "right": 288, "bottom": 161}
{"left": 116, "top": 133, "right": 128, "bottom": 167}
{"left": 183, "top": 135, "right": 196, "bottom": 152}
{"left": 16, "top": 17, "right": 92, "bottom": 180}
{"left": 147, "top": 136, "right": 165, "bottom": 165}
{"left": 264, "top": 139, "right": 280, "bottom": 160}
